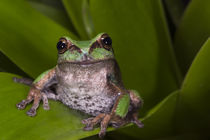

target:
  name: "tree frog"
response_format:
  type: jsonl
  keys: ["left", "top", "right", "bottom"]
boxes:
{"left": 14, "top": 33, "right": 143, "bottom": 138}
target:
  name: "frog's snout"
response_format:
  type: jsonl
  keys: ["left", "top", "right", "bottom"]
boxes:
{"left": 82, "top": 54, "right": 93, "bottom": 61}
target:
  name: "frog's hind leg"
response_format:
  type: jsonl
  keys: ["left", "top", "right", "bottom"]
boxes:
{"left": 109, "top": 90, "right": 144, "bottom": 128}
{"left": 128, "top": 90, "right": 144, "bottom": 128}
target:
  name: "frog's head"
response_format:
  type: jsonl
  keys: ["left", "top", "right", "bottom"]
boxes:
{"left": 57, "top": 33, "right": 114, "bottom": 65}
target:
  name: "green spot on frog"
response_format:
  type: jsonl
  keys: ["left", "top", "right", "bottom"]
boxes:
{"left": 58, "top": 50, "right": 83, "bottom": 63}
{"left": 116, "top": 94, "right": 130, "bottom": 118}
{"left": 90, "top": 48, "right": 114, "bottom": 59}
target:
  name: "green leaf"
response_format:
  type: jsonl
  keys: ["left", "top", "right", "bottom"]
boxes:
{"left": 174, "top": 0, "right": 210, "bottom": 74}
{"left": 176, "top": 38, "right": 210, "bottom": 133}
{"left": 109, "top": 91, "right": 178, "bottom": 139}
{"left": 89, "top": 0, "right": 181, "bottom": 113}
{"left": 0, "top": 0, "right": 76, "bottom": 78}
{"left": 163, "top": 0, "right": 185, "bottom": 27}
{"left": 154, "top": 132, "right": 207, "bottom": 140}
{"left": 62, "top": 0, "right": 90, "bottom": 39}
{"left": 0, "top": 51, "right": 28, "bottom": 77}
{"left": 28, "top": 0, "right": 76, "bottom": 33}
{"left": 0, "top": 72, "right": 98, "bottom": 140}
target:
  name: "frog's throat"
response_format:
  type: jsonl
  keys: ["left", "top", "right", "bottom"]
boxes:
{"left": 58, "top": 58, "right": 115, "bottom": 66}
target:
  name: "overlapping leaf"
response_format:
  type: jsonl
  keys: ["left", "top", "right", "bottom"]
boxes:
{"left": 108, "top": 91, "right": 178, "bottom": 140}
{"left": 0, "top": 72, "right": 98, "bottom": 140}
{"left": 1, "top": 0, "right": 210, "bottom": 139}
{"left": 0, "top": 72, "right": 179, "bottom": 140}
{"left": 164, "top": 0, "right": 184, "bottom": 27}
{"left": 62, "top": 0, "right": 90, "bottom": 39}
{"left": 0, "top": 0, "right": 76, "bottom": 78}
{"left": 28, "top": 0, "right": 76, "bottom": 32}
{"left": 174, "top": 0, "right": 210, "bottom": 74}
{"left": 176, "top": 38, "right": 210, "bottom": 134}
{"left": 89, "top": 0, "right": 181, "bottom": 113}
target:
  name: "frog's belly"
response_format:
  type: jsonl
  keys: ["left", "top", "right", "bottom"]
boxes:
{"left": 57, "top": 86, "right": 115, "bottom": 116}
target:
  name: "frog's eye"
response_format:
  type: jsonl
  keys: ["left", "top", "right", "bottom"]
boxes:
{"left": 57, "top": 41, "right": 67, "bottom": 54}
{"left": 102, "top": 37, "right": 112, "bottom": 46}
{"left": 101, "top": 36, "right": 112, "bottom": 51}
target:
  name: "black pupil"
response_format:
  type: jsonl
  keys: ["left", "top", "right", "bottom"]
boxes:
{"left": 103, "top": 37, "right": 112, "bottom": 46}
{"left": 57, "top": 41, "right": 66, "bottom": 50}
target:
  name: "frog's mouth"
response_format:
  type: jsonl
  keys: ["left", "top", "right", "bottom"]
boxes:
{"left": 59, "top": 58, "right": 114, "bottom": 66}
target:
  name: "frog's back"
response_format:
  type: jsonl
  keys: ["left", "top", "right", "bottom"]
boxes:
{"left": 56, "top": 59, "right": 122, "bottom": 116}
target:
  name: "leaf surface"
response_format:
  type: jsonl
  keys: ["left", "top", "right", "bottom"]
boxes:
{"left": 174, "top": 0, "right": 210, "bottom": 74}
{"left": 62, "top": 0, "right": 90, "bottom": 39}
{"left": 176, "top": 38, "right": 210, "bottom": 133}
{"left": 90, "top": 0, "right": 181, "bottom": 113}
{"left": 109, "top": 91, "right": 178, "bottom": 139}
{"left": 0, "top": 72, "right": 98, "bottom": 140}
{"left": 0, "top": 0, "right": 76, "bottom": 78}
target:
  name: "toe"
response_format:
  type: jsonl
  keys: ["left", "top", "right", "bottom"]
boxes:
{"left": 133, "top": 120, "right": 144, "bottom": 128}
{"left": 81, "top": 117, "right": 94, "bottom": 124}
{"left": 99, "top": 130, "right": 106, "bottom": 138}
{"left": 16, "top": 101, "right": 26, "bottom": 110}
{"left": 43, "top": 104, "right": 50, "bottom": 110}
{"left": 111, "top": 122, "right": 122, "bottom": 128}
{"left": 42, "top": 93, "right": 50, "bottom": 110}
{"left": 83, "top": 125, "right": 94, "bottom": 131}
{"left": 27, "top": 108, "right": 36, "bottom": 117}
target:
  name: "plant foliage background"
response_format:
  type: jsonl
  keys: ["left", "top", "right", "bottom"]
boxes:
{"left": 0, "top": 0, "right": 210, "bottom": 139}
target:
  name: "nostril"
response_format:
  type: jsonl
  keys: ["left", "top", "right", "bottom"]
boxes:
{"left": 87, "top": 56, "right": 93, "bottom": 60}
{"left": 83, "top": 54, "right": 88, "bottom": 60}
{"left": 82, "top": 54, "right": 93, "bottom": 61}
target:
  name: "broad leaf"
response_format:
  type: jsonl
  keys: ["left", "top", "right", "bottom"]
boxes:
{"left": 62, "top": 0, "right": 90, "bottom": 39}
{"left": 155, "top": 132, "right": 207, "bottom": 140}
{"left": 0, "top": 0, "right": 76, "bottom": 78}
{"left": 28, "top": 0, "right": 76, "bottom": 32}
{"left": 0, "top": 72, "right": 180, "bottom": 140}
{"left": 89, "top": 0, "right": 181, "bottom": 113}
{"left": 108, "top": 91, "right": 178, "bottom": 139}
{"left": 176, "top": 39, "right": 210, "bottom": 133}
{"left": 163, "top": 0, "right": 184, "bottom": 27}
{"left": 0, "top": 51, "right": 28, "bottom": 77}
{"left": 174, "top": 0, "right": 210, "bottom": 74}
{"left": 0, "top": 72, "right": 98, "bottom": 140}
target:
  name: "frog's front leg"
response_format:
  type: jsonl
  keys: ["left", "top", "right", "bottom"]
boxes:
{"left": 16, "top": 68, "right": 57, "bottom": 116}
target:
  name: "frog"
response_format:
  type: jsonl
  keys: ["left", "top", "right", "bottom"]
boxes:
{"left": 14, "top": 33, "right": 143, "bottom": 138}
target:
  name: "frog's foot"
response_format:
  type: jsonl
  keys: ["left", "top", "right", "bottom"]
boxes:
{"left": 82, "top": 113, "right": 112, "bottom": 138}
{"left": 130, "top": 112, "right": 144, "bottom": 128}
{"left": 83, "top": 114, "right": 106, "bottom": 131}
{"left": 16, "top": 87, "right": 50, "bottom": 117}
